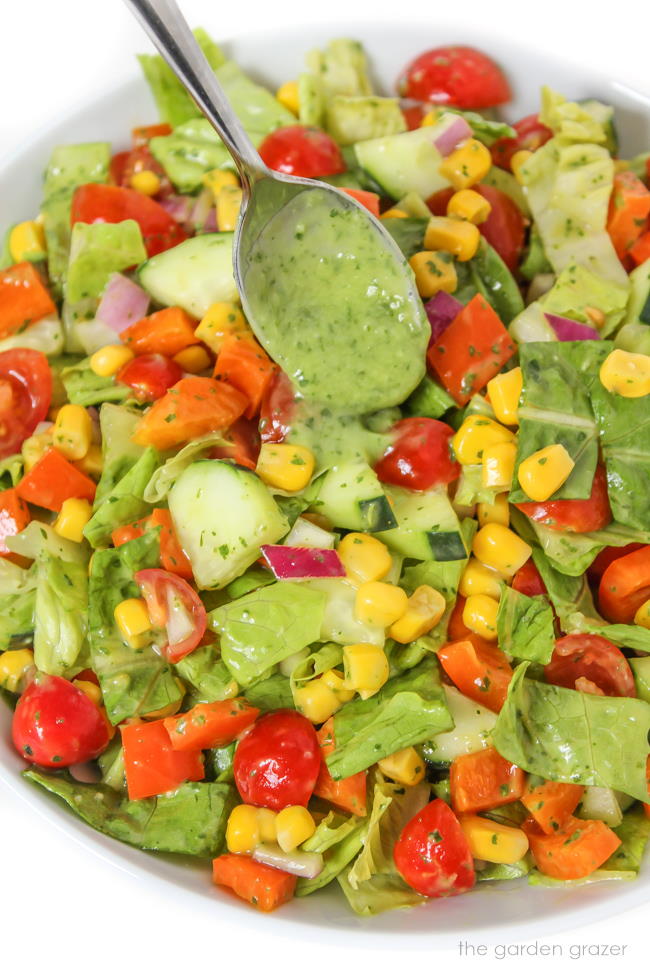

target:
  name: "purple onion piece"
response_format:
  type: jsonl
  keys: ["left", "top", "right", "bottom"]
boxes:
{"left": 96, "top": 273, "right": 149, "bottom": 334}
{"left": 159, "top": 194, "right": 194, "bottom": 224}
{"left": 545, "top": 312, "right": 601, "bottom": 341}
{"left": 433, "top": 116, "right": 473, "bottom": 156}
{"left": 260, "top": 544, "right": 345, "bottom": 581}
{"left": 425, "top": 291, "right": 464, "bottom": 345}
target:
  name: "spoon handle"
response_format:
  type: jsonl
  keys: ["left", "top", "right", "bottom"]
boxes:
{"left": 123, "top": 0, "right": 265, "bottom": 184}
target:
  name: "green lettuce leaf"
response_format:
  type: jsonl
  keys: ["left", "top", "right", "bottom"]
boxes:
{"left": 519, "top": 225, "right": 553, "bottom": 281}
{"left": 305, "top": 38, "right": 373, "bottom": 99}
{"left": 138, "top": 28, "right": 226, "bottom": 126}
{"left": 325, "top": 96, "right": 406, "bottom": 145}
{"left": 478, "top": 859, "right": 531, "bottom": 882}
{"left": 33, "top": 553, "right": 89, "bottom": 676}
{"left": 381, "top": 217, "right": 428, "bottom": 258}
{"left": 95, "top": 404, "right": 146, "bottom": 504}
{"left": 243, "top": 673, "right": 294, "bottom": 712}
{"left": 496, "top": 587, "right": 555, "bottom": 663}
{"left": 290, "top": 642, "right": 342, "bottom": 696}
{"left": 0, "top": 559, "right": 36, "bottom": 651}
{"left": 174, "top": 644, "right": 237, "bottom": 703}
{"left": 604, "top": 806, "right": 650, "bottom": 874}
{"left": 84, "top": 447, "right": 159, "bottom": 548}
{"left": 225, "top": 566, "right": 274, "bottom": 599}
{"left": 464, "top": 238, "right": 524, "bottom": 326}
{"left": 7, "top": 520, "right": 87, "bottom": 565}
{"left": 61, "top": 359, "right": 131, "bottom": 407}
{"left": 541, "top": 264, "right": 628, "bottom": 337}
{"left": 297, "top": 811, "right": 367, "bottom": 896}
{"left": 0, "top": 454, "right": 23, "bottom": 489}
{"left": 143, "top": 433, "right": 227, "bottom": 504}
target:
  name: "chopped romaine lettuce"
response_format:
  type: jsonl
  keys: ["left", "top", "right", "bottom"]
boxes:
{"left": 95, "top": 404, "right": 146, "bottom": 504}
{"left": 83, "top": 447, "right": 159, "bottom": 548}
{"left": 61, "top": 358, "right": 131, "bottom": 407}
{"left": 143, "top": 433, "right": 227, "bottom": 504}
{"left": 305, "top": 38, "right": 373, "bottom": 99}
{"left": 495, "top": 587, "right": 555, "bottom": 663}
{"left": 33, "top": 553, "right": 89, "bottom": 677}
{"left": 325, "top": 96, "right": 406, "bottom": 145}
{"left": 138, "top": 28, "right": 226, "bottom": 126}
{"left": 0, "top": 559, "right": 36, "bottom": 652}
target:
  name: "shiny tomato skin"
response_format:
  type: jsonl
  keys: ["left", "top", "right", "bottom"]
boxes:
{"left": 258, "top": 126, "right": 346, "bottom": 179}
{"left": 375, "top": 417, "right": 460, "bottom": 490}
{"left": 134, "top": 568, "right": 206, "bottom": 663}
{"left": 0, "top": 349, "right": 52, "bottom": 459}
{"left": 394, "top": 799, "right": 476, "bottom": 897}
{"left": 12, "top": 674, "right": 110, "bottom": 767}
{"left": 545, "top": 634, "right": 636, "bottom": 698}
{"left": 211, "top": 416, "right": 261, "bottom": 470}
{"left": 401, "top": 104, "right": 426, "bottom": 130}
{"left": 233, "top": 710, "right": 321, "bottom": 811}
{"left": 397, "top": 46, "right": 511, "bottom": 109}
{"left": 490, "top": 114, "right": 553, "bottom": 170}
{"left": 116, "top": 353, "right": 182, "bottom": 402}
{"left": 516, "top": 465, "right": 612, "bottom": 534}
{"left": 512, "top": 559, "right": 547, "bottom": 597}
{"left": 259, "top": 369, "right": 295, "bottom": 443}
{"left": 587, "top": 543, "right": 644, "bottom": 585}
{"left": 427, "top": 184, "right": 525, "bottom": 271}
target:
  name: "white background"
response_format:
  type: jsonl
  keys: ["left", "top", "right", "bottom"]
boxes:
{"left": 2, "top": 1, "right": 650, "bottom": 972}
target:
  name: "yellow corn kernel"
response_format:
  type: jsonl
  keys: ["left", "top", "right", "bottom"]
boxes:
{"left": 487, "top": 367, "right": 522, "bottom": 426}
{"left": 172, "top": 345, "right": 212, "bottom": 374}
{"left": 216, "top": 185, "right": 243, "bottom": 232}
{"left": 73, "top": 678, "right": 102, "bottom": 706}
{"left": 389, "top": 585, "right": 446, "bottom": 643}
{"left": 0, "top": 649, "right": 34, "bottom": 693}
{"left": 462, "top": 593, "right": 499, "bottom": 641}
{"left": 256, "top": 808, "right": 277, "bottom": 844}
{"left": 90, "top": 344, "right": 134, "bottom": 378}
{"left": 421, "top": 109, "right": 441, "bottom": 127}
{"left": 293, "top": 677, "right": 342, "bottom": 724}
{"left": 600, "top": 348, "right": 650, "bottom": 398}
{"left": 424, "top": 216, "right": 480, "bottom": 261}
{"left": 143, "top": 678, "right": 185, "bottom": 719}
{"left": 481, "top": 441, "right": 516, "bottom": 491}
{"left": 75, "top": 444, "right": 103, "bottom": 479}
{"left": 510, "top": 150, "right": 533, "bottom": 183}
{"left": 343, "top": 643, "right": 389, "bottom": 696}
{"left": 337, "top": 532, "right": 392, "bottom": 584}
{"left": 472, "top": 524, "right": 532, "bottom": 579}
{"left": 195, "top": 301, "right": 248, "bottom": 353}
{"left": 52, "top": 404, "right": 92, "bottom": 461}
{"left": 53, "top": 497, "right": 93, "bottom": 543}
{"left": 585, "top": 306, "right": 605, "bottom": 329}
{"left": 477, "top": 493, "right": 510, "bottom": 528}
{"left": 634, "top": 599, "right": 650, "bottom": 629}
{"left": 114, "top": 598, "right": 152, "bottom": 649}
{"left": 518, "top": 444, "right": 575, "bottom": 503}
{"left": 276, "top": 806, "right": 316, "bottom": 852}
{"left": 202, "top": 168, "right": 240, "bottom": 196}
{"left": 408, "top": 250, "right": 458, "bottom": 298}
{"left": 452, "top": 415, "right": 515, "bottom": 466}
{"left": 381, "top": 208, "right": 409, "bottom": 220}
{"left": 130, "top": 169, "right": 161, "bottom": 196}
{"left": 378, "top": 746, "right": 425, "bottom": 787}
{"left": 459, "top": 558, "right": 503, "bottom": 600}
{"left": 276, "top": 80, "right": 300, "bottom": 115}
{"left": 226, "top": 804, "right": 260, "bottom": 854}
{"left": 22, "top": 429, "right": 52, "bottom": 472}
{"left": 9, "top": 220, "right": 46, "bottom": 262}
{"left": 256, "top": 442, "right": 315, "bottom": 492}
{"left": 321, "top": 668, "right": 355, "bottom": 703}
{"left": 355, "top": 581, "right": 409, "bottom": 628}
{"left": 439, "top": 138, "right": 492, "bottom": 190}
{"left": 460, "top": 815, "right": 530, "bottom": 864}
{"left": 447, "top": 189, "right": 492, "bottom": 225}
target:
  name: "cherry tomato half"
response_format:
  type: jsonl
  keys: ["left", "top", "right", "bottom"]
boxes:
{"left": 233, "top": 709, "right": 320, "bottom": 810}
{"left": 401, "top": 103, "right": 426, "bottom": 130}
{"left": 516, "top": 465, "right": 612, "bottom": 534}
{"left": 490, "top": 114, "right": 553, "bottom": 171}
{"left": 375, "top": 417, "right": 460, "bottom": 491}
{"left": 12, "top": 674, "right": 110, "bottom": 767}
{"left": 587, "top": 543, "right": 645, "bottom": 586}
{"left": 397, "top": 46, "right": 511, "bottom": 109}
{"left": 0, "top": 349, "right": 52, "bottom": 459}
{"left": 116, "top": 353, "right": 183, "bottom": 402}
{"left": 512, "top": 559, "right": 547, "bottom": 597}
{"left": 259, "top": 369, "right": 295, "bottom": 443}
{"left": 258, "top": 126, "right": 346, "bottom": 179}
{"left": 545, "top": 634, "right": 636, "bottom": 698}
{"left": 394, "top": 799, "right": 476, "bottom": 897}
{"left": 211, "top": 416, "right": 261, "bottom": 470}
{"left": 135, "top": 568, "right": 206, "bottom": 663}
{"left": 598, "top": 544, "right": 650, "bottom": 623}
{"left": 71, "top": 184, "right": 184, "bottom": 257}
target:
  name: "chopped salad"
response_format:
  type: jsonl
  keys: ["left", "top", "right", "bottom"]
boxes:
{"left": 2, "top": 32, "right": 650, "bottom": 917}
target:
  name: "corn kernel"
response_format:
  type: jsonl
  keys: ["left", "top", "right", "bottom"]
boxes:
{"left": 202, "top": 168, "right": 240, "bottom": 196}
{"left": 585, "top": 306, "right": 605, "bottom": 329}
{"left": 462, "top": 593, "right": 499, "bottom": 641}
{"left": 321, "top": 668, "right": 355, "bottom": 703}
{"left": 172, "top": 345, "right": 212, "bottom": 373}
{"left": 355, "top": 581, "right": 409, "bottom": 628}
{"left": 459, "top": 558, "right": 503, "bottom": 600}
{"left": 226, "top": 804, "right": 260, "bottom": 854}
{"left": 343, "top": 643, "right": 389, "bottom": 696}
{"left": 338, "top": 533, "right": 392, "bottom": 584}
{"left": 510, "top": 150, "right": 533, "bottom": 183}
{"left": 114, "top": 598, "right": 152, "bottom": 649}
{"left": 293, "top": 677, "right": 342, "bottom": 724}
{"left": 195, "top": 302, "right": 248, "bottom": 353}
{"left": 52, "top": 404, "right": 93, "bottom": 460}
{"left": 276, "top": 80, "right": 300, "bottom": 115}
{"left": 256, "top": 808, "right": 277, "bottom": 844}
{"left": 378, "top": 746, "right": 426, "bottom": 786}
{"left": 90, "top": 344, "right": 135, "bottom": 378}
{"left": 381, "top": 208, "right": 409, "bottom": 220}
{"left": 276, "top": 806, "right": 315, "bottom": 852}
{"left": 487, "top": 367, "right": 522, "bottom": 426}
{"left": 389, "top": 585, "right": 446, "bottom": 643}
{"left": 424, "top": 217, "right": 480, "bottom": 261}
{"left": 409, "top": 250, "right": 458, "bottom": 297}
{"left": 421, "top": 109, "right": 441, "bottom": 127}
{"left": 73, "top": 678, "right": 102, "bottom": 706}
{"left": 9, "top": 220, "right": 46, "bottom": 262}
{"left": 634, "top": 599, "right": 650, "bottom": 629}
{"left": 439, "top": 138, "right": 492, "bottom": 190}
{"left": 477, "top": 493, "right": 510, "bottom": 528}
{"left": 256, "top": 442, "right": 315, "bottom": 492}
{"left": 600, "top": 349, "right": 650, "bottom": 398}
{"left": 53, "top": 497, "right": 93, "bottom": 543}
{"left": 460, "top": 815, "right": 529, "bottom": 864}
{"left": 22, "top": 429, "right": 52, "bottom": 472}
{"left": 130, "top": 169, "right": 161, "bottom": 196}
{"left": 472, "top": 524, "right": 532, "bottom": 579}
{"left": 447, "top": 189, "right": 492, "bottom": 225}
{"left": 518, "top": 443, "right": 575, "bottom": 502}
{"left": 216, "top": 185, "right": 243, "bottom": 232}
{"left": 0, "top": 649, "right": 34, "bottom": 693}
{"left": 452, "top": 415, "right": 515, "bottom": 466}
{"left": 482, "top": 441, "right": 516, "bottom": 491}
{"left": 75, "top": 444, "right": 103, "bottom": 479}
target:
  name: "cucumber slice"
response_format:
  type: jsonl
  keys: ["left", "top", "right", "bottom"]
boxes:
{"left": 423, "top": 686, "right": 497, "bottom": 763}
{"left": 138, "top": 233, "right": 237, "bottom": 318}
{"left": 314, "top": 460, "right": 396, "bottom": 532}
{"left": 169, "top": 460, "right": 289, "bottom": 589}
{"left": 377, "top": 485, "right": 467, "bottom": 561}
{"left": 578, "top": 786, "right": 623, "bottom": 827}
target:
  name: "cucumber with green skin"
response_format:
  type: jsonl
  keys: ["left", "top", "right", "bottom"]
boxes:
{"left": 377, "top": 485, "right": 467, "bottom": 561}
{"left": 138, "top": 233, "right": 237, "bottom": 318}
{"left": 314, "top": 460, "right": 396, "bottom": 532}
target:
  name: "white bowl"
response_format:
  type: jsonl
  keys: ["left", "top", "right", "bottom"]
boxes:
{"left": 2, "top": 20, "right": 649, "bottom": 947}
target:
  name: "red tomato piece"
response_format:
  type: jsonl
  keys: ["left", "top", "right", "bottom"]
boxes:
{"left": 17, "top": 448, "right": 96, "bottom": 512}
{"left": 511, "top": 559, "right": 547, "bottom": 597}
{"left": 211, "top": 416, "right": 261, "bottom": 470}
{"left": 374, "top": 417, "right": 460, "bottom": 490}
{"left": 148, "top": 508, "right": 194, "bottom": 580}
{"left": 0, "top": 487, "right": 30, "bottom": 556}
{"left": 109, "top": 151, "right": 131, "bottom": 186}
{"left": 111, "top": 144, "right": 173, "bottom": 197}
{"left": 545, "top": 634, "right": 636, "bottom": 698}
{"left": 312, "top": 719, "right": 367, "bottom": 817}
{"left": 438, "top": 635, "right": 513, "bottom": 713}
{"left": 12, "top": 674, "right": 110, "bottom": 768}
{"left": 121, "top": 718, "right": 204, "bottom": 800}
{"left": 587, "top": 543, "right": 645, "bottom": 585}
{"left": 0, "top": 263, "right": 57, "bottom": 339}
{"left": 164, "top": 698, "right": 260, "bottom": 751}
{"left": 0, "top": 348, "right": 52, "bottom": 459}
{"left": 401, "top": 104, "right": 426, "bottom": 130}
{"left": 450, "top": 747, "right": 526, "bottom": 813}
{"left": 598, "top": 544, "right": 650, "bottom": 623}
{"left": 258, "top": 126, "right": 346, "bottom": 179}
{"left": 475, "top": 184, "right": 526, "bottom": 271}
{"left": 233, "top": 709, "right": 320, "bottom": 810}
{"left": 259, "top": 369, "right": 295, "bottom": 443}
{"left": 71, "top": 184, "right": 186, "bottom": 257}
{"left": 490, "top": 114, "right": 553, "bottom": 171}
{"left": 116, "top": 353, "right": 183, "bottom": 402}
{"left": 515, "top": 465, "right": 612, "bottom": 534}
{"left": 134, "top": 568, "right": 206, "bottom": 663}
{"left": 394, "top": 799, "right": 476, "bottom": 897}
{"left": 397, "top": 46, "right": 511, "bottom": 108}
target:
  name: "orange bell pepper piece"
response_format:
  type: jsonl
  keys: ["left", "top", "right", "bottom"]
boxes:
{"left": 212, "top": 854, "right": 296, "bottom": 912}
{"left": 132, "top": 376, "right": 248, "bottom": 450}
{"left": 0, "top": 262, "right": 56, "bottom": 339}
{"left": 213, "top": 334, "right": 275, "bottom": 419}
{"left": 121, "top": 306, "right": 200, "bottom": 358}
{"left": 312, "top": 719, "right": 367, "bottom": 816}
{"left": 17, "top": 448, "right": 96, "bottom": 512}
{"left": 450, "top": 746, "right": 526, "bottom": 814}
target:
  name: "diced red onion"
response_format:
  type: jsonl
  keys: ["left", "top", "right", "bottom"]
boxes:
{"left": 189, "top": 187, "right": 213, "bottom": 231}
{"left": 425, "top": 291, "right": 464, "bottom": 345}
{"left": 545, "top": 313, "right": 601, "bottom": 342}
{"left": 252, "top": 844, "right": 324, "bottom": 879}
{"left": 433, "top": 116, "right": 473, "bottom": 156}
{"left": 159, "top": 194, "right": 194, "bottom": 224}
{"left": 202, "top": 208, "right": 218, "bottom": 233}
{"left": 260, "top": 544, "right": 345, "bottom": 581}
{"left": 97, "top": 273, "right": 149, "bottom": 334}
